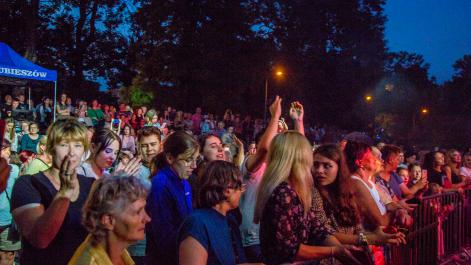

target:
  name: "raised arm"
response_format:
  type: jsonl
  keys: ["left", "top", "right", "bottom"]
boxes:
{"left": 289, "top": 101, "right": 305, "bottom": 136}
{"left": 245, "top": 96, "right": 282, "bottom": 173}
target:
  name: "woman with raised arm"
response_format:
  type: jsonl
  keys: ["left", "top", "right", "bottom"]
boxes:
{"left": 10, "top": 119, "right": 94, "bottom": 265}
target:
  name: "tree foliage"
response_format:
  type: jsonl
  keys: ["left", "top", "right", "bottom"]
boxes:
{"left": 3, "top": 0, "right": 468, "bottom": 146}
{"left": 1, "top": 0, "right": 134, "bottom": 100}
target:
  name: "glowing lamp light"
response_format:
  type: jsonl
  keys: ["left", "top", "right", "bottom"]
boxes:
{"left": 275, "top": 71, "right": 283, "bottom": 77}
{"left": 421, "top": 108, "right": 429, "bottom": 114}
{"left": 365, "top": 95, "right": 373, "bottom": 102}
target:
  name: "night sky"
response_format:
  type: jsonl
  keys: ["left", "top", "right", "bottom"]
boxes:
{"left": 384, "top": 0, "right": 471, "bottom": 83}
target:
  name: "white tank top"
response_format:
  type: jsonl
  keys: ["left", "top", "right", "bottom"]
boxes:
{"left": 351, "top": 175, "right": 387, "bottom": 215}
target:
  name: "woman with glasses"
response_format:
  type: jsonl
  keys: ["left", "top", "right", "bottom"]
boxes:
{"left": 146, "top": 131, "right": 200, "bottom": 265}
{"left": 178, "top": 160, "right": 248, "bottom": 265}
{"left": 19, "top": 122, "right": 40, "bottom": 153}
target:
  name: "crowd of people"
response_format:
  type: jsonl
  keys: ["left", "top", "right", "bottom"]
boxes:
{"left": 0, "top": 92, "right": 470, "bottom": 265}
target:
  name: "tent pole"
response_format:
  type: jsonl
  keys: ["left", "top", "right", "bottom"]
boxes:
{"left": 28, "top": 86, "right": 31, "bottom": 110}
{"left": 53, "top": 81, "right": 57, "bottom": 122}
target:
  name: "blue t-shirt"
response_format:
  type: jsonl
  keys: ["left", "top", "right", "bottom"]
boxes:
{"left": 11, "top": 172, "right": 94, "bottom": 265}
{"left": 375, "top": 171, "right": 404, "bottom": 199}
{"left": 178, "top": 208, "right": 246, "bottom": 265}
{"left": 0, "top": 164, "right": 19, "bottom": 226}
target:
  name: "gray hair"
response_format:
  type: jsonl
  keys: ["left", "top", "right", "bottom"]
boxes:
{"left": 82, "top": 176, "right": 149, "bottom": 246}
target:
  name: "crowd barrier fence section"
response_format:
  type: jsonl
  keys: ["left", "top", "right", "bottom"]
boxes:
{"left": 390, "top": 188, "right": 471, "bottom": 265}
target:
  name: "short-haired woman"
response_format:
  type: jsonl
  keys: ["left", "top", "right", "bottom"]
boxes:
{"left": 146, "top": 131, "right": 200, "bottom": 265}
{"left": 10, "top": 119, "right": 94, "bottom": 265}
{"left": 178, "top": 160, "right": 247, "bottom": 265}
{"left": 68, "top": 176, "right": 151, "bottom": 265}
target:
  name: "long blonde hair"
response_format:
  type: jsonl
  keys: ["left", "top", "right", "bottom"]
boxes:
{"left": 254, "top": 131, "right": 313, "bottom": 223}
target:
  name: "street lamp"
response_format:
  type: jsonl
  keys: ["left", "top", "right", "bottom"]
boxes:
{"left": 365, "top": 95, "right": 373, "bottom": 103}
{"left": 264, "top": 69, "right": 284, "bottom": 125}
{"left": 411, "top": 107, "right": 430, "bottom": 138}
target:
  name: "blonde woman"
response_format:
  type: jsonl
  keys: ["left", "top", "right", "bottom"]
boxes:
{"left": 10, "top": 119, "right": 94, "bottom": 265}
{"left": 68, "top": 176, "right": 150, "bottom": 265}
{"left": 444, "top": 149, "right": 469, "bottom": 188}
{"left": 25, "top": 136, "right": 52, "bottom": 175}
{"left": 254, "top": 131, "right": 360, "bottom": 265}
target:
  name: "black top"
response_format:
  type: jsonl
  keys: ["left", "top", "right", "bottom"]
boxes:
{"left": 11, "top": 172, "right": 94, "bottom": 265}
{"left": 428, "top": 169, "right": 446, "bottom": 186}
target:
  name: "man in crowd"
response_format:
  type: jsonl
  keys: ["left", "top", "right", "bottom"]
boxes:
{"left": 87, "top": 99, "right": 104, "bottom": 126}
{"left": 376, "top": 145, "right": 427, "bottom": 200}
{"left": 127, "top": 126, "right": 162, "bottom": 264}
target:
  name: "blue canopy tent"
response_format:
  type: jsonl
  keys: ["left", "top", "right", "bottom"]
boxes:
{"left": 0, "top": 42, "right": 58, "bottom": 120}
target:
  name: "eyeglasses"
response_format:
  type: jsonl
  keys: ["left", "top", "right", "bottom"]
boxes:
{"left": 179, "top": 157, "right": 199, "bottom": 166}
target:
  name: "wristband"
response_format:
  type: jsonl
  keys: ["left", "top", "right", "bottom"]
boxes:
{"left": 358, "top": 232, "right": 369, "bottom": 246}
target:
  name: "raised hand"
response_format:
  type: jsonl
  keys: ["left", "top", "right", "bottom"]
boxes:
{"left": 269, "top": 96, "right": 282, "bottom": 120}
{"left": 57, "top": 155, "right": 79, "bottom": 200}
{"left": 114, "top": 156, "right": 142, "bottom": 177}
{"left": 289, "top": 101, "right": 304, "bottom": 121}
{"left": 233, "top": 135, "right": 243, "bottom": 148}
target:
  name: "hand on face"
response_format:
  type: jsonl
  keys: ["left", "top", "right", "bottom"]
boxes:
{"left": 57, "top": 155, "right": 79, "bottom": 199}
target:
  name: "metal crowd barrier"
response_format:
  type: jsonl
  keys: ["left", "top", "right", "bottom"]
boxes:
{"left": 390, "top": 189, "right": 471, "bottom": 265}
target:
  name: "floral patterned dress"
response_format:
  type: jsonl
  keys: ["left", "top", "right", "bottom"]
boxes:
{"left": 310, "top": 188, "right": 361, "bottom": 265}
{"left": 260, "top": 182, "right": 335, "bottom": 265}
